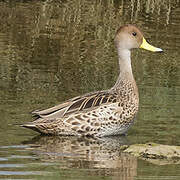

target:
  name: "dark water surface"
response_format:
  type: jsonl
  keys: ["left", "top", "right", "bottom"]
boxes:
{"left": 0, "top": 0, "right": 180, "bottom": 179}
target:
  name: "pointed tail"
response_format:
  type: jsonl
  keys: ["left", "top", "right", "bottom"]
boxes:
{"left": 20, "top": 123, "right": 43, "bottom": 134}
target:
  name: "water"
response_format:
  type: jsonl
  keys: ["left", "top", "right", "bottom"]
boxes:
{"left": 0, "top": 0, "right": 180, "bottom": 179}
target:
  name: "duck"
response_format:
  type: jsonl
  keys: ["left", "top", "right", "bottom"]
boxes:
{"left": 21, "top": 25, "right": 162, "bottom": 137}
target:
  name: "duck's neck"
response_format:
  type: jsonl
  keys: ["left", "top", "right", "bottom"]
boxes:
{"left": 114, "top": 48, "right": 135, "bottom": 88}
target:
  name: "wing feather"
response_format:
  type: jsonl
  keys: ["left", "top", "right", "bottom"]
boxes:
{"left": 32, "top": 90, "right": 117, "bottom": 120}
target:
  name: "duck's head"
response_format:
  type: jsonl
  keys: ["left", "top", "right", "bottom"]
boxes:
{"left": 115, "top": 24, "right": 163, "bottom": 52}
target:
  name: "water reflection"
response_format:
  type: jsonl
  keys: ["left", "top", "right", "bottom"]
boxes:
{"left": 23, "top": 135, "right": 137, "bottom": 179}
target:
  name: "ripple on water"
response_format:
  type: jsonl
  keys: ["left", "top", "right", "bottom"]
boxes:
{"left": 0, "top": 145, "right": 30, "bottom": 149}
{"left": 0, "top": 145, "right": 53, "bottom": 179}
{"left": 0, "top": 158, "right": 8, "bottom": 161}
{"left": 0, "top": 170, "right": 51, "bottom": 176}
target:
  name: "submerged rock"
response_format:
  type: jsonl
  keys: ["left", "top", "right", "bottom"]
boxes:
{"left": 121, "top": 142, "right": 180, "bottom": 165}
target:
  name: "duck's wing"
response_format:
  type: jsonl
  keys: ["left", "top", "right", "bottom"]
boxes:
{"left": 32, "top": 90, "right": 117, "bottom": 120}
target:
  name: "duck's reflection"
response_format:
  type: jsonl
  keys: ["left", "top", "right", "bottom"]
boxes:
{"left": 23, "top": 135, "right": 137, "bottom": 179}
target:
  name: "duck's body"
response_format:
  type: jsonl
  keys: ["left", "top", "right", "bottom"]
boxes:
{"left": 21, "top": 25, "right": 162, "bottom": 137}
{"left": 25, "top": 81, "right": 138, "bottom": 137}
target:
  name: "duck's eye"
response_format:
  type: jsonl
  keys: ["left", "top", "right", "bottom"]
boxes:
{"left": 132, "top": 32, "right": 137, "bottom": 36}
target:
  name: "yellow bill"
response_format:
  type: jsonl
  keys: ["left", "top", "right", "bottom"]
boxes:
{"left": 140, "top": 38, "right": 163, "bottom": 52}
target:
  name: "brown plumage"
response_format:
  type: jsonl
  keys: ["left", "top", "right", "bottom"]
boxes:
{"left": 21, "top": 25, "right": 162, "bottom": 137}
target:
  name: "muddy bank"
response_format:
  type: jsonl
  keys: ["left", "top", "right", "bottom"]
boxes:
{"left": 121, "top": 142, "right": 180, "bottom": 165}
